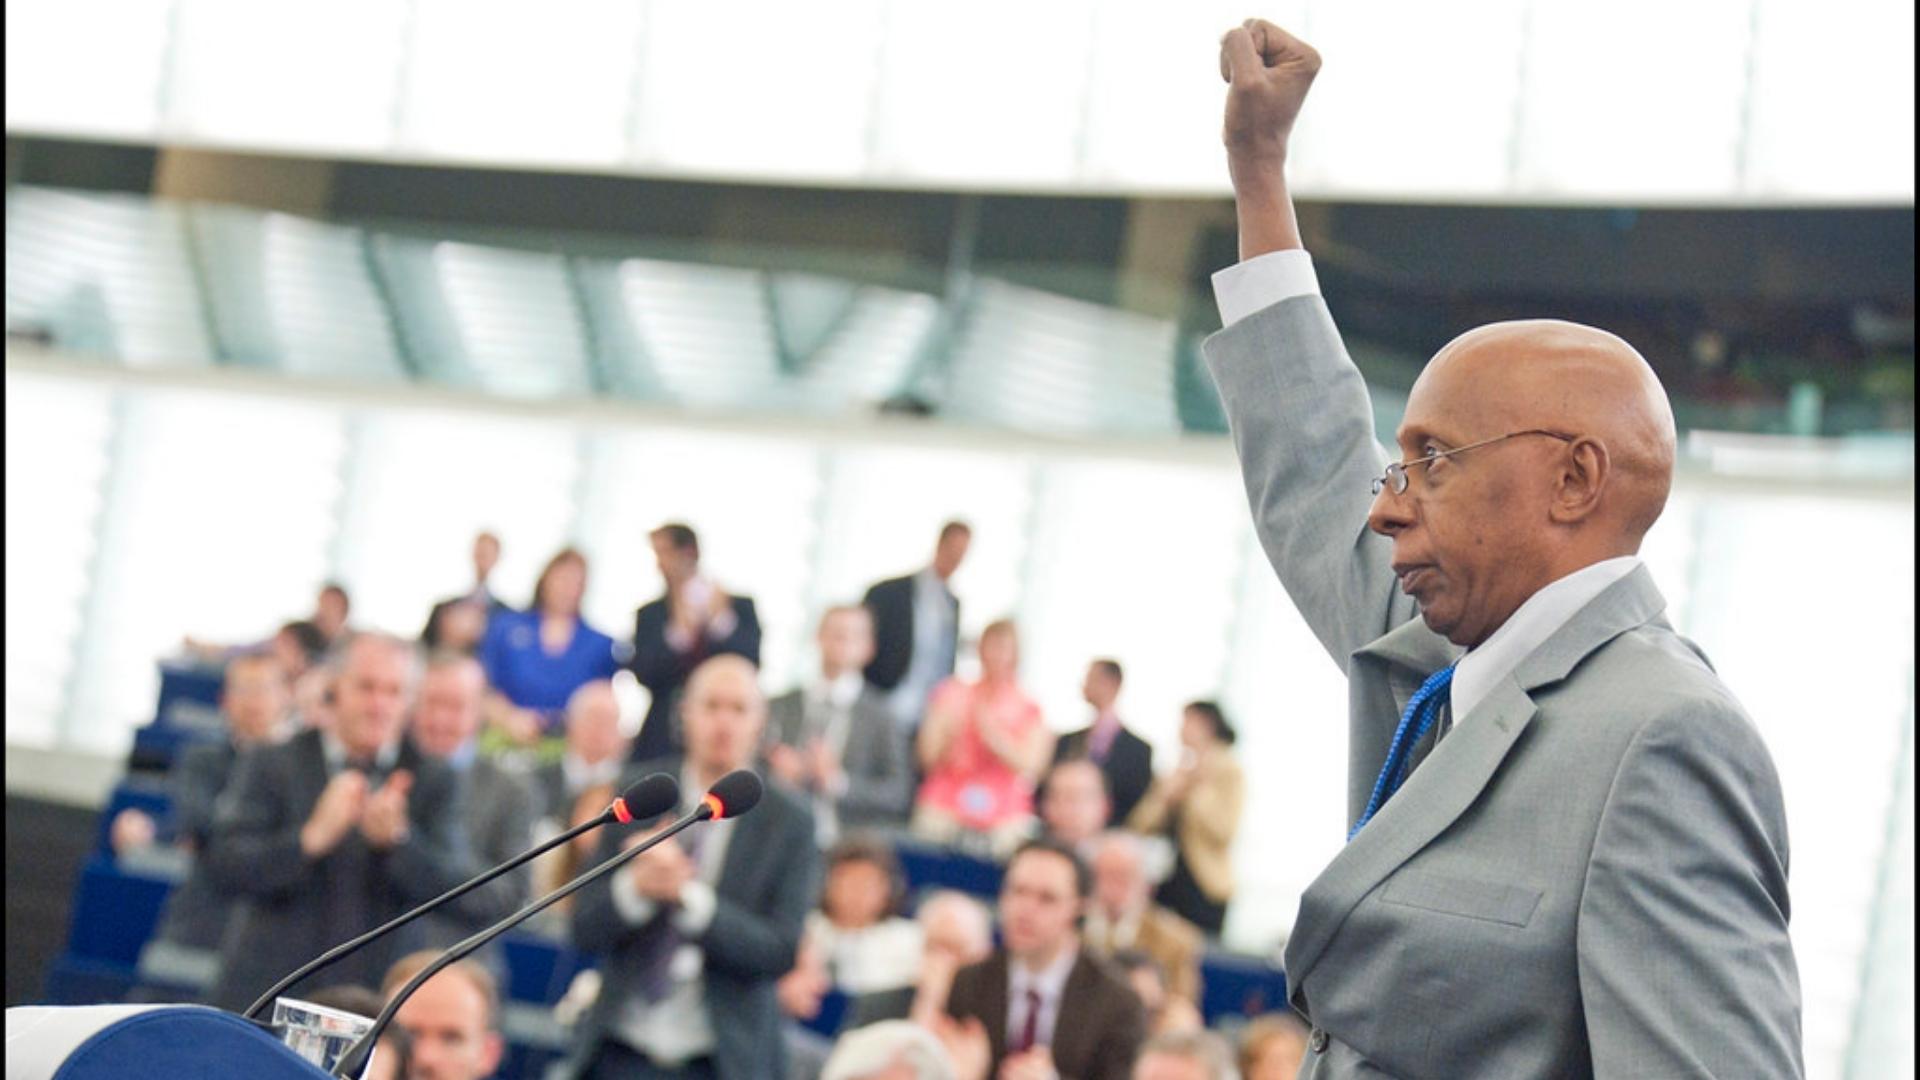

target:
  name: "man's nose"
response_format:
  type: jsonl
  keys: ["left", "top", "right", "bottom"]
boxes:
{"left": 1367, "top": 483, "right": 1413, "bottom": 537}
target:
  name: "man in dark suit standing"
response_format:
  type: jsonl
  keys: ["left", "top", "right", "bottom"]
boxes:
{"left": 630, "top": 523, "right": 761, "bottom": 764}
{"left": 765, "top": 605, "right": 914, "bottom": 843}
{"left": 406, "top": 651, "right": 537, "bottom": 947}
{"left": 203, "top": 634, "right": 474, "bottom": 1011}
{"left": 940, "top": 838, "right": 1147, "bottom": 1080}
{"left": 862, "top": 520, "right": 970, "bottom": 738}
{"left": 1048, "top": 659, "right": 1154, "bottom": 824}
{"left": 566, "top": 655, "right": 818, "bottom": 1080}
{"left": 421, "top": 531, "right": 511, "bottom": 650}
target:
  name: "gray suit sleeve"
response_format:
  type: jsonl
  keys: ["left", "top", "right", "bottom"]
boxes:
{"left": 204, "top": 748, "right": 318, "bottom": 901}
{"left": 839, "top": 702, "right": 914, "bottom": 822}
{"left": 1201, "top": 294, "right": 1416, "bottom": 668}
{"left": 1577, "top": 707, "right": 1804, "bottom": 1078}
{"left": 699, "top": 808, "right": 819, "bottom": 980}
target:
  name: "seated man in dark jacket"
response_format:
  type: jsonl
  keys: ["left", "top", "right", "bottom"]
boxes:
{"left": 566, "top": 655, "right": 819, "bottom": 1080}
{"left": 941, "top": 838, "right": 1147, "bottom": 1080}
{"left": 203, "top": 633, "right": 474, "bottom": 1012}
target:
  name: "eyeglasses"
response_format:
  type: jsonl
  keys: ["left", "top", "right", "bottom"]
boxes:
{"left": 1371, "top": 429, "right": 1577, "bottom": 496}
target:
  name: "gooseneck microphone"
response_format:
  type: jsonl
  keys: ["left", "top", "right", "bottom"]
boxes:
{"left": 330, "top": 769, "right": 763, "bottom": 1078}
{"left": 242, "top": 771, "right": 680, "bottom": 1020}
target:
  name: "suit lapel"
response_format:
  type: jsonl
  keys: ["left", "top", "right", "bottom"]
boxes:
{"left": 1285, "top": 566, "right": 1670, "bottom": 1001}
{"left": 1283, "top": 677, "right": 1538, "bottom": 990}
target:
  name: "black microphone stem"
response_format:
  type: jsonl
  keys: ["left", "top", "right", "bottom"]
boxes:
{"left": 243, "top": 809, "right": 615, "bottom": 1020}
{"left": 330, "top": 806, "right": 715, "bottom": 1079}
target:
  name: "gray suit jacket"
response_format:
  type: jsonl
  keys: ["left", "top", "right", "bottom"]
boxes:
{"left": 563, "top": 757, "right": 820, "bottom": 1080}
{"left": 766, "top": 685, "right": 914, "bottom": 829}
{"left": 427, "top": 751, "right": 538, "bottom": 945}
{"left": 1204, "top": 294, "right": 1802, "bottom": 1079}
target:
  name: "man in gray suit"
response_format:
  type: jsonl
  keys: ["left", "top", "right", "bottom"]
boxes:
{"left": 766, "top": 604, "right": 914, "bottom": 844}
{"left": 565, "top": 654, "right": 819, "bottom": 1080}
{"left": 1205, "top": 20, "right": 1802, "bottom": 1078}
{"left": 407, "top": 651, "right": 537, "bottom": 947}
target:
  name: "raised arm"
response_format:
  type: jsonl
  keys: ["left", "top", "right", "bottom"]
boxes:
{"left": 1204, "top": 20, "right": 1417, "bottom": 666}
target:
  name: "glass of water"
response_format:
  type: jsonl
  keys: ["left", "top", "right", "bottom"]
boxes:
{"left": 269, "top": 997, "right": 377, "bottom": 1078}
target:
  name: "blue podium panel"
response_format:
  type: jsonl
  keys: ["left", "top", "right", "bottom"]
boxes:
{"left": 7, "top": 1004, "right": 328, "bottom": 1080}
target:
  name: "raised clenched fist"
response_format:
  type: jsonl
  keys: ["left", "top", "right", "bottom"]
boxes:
{"left": 1219, "top": 19, "right": 1321, "bottom": 173}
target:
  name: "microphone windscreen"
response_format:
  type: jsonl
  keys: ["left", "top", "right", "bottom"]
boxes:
{"left": 611, "top": 772, "right": 679, "bottom": 824}
{"left": 704, "top": 769, "right": 764, "bottom": 820}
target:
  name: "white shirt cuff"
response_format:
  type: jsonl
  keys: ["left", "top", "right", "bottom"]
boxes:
{"left": 610, "top": 865, "right": 659, "bottom": 925}
{"left": 1212, "top": 249, "right": 1321, "bottom": 328}
{"left": 674, "top": 880, "right": 718, "bottom": 935}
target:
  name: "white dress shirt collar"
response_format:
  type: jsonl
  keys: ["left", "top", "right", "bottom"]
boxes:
{"left": 1451, "top": 556, "right": 1643, "bottom": 723}
{"left": 1007, "top": 945, "right": 1079, "bottom": 1051}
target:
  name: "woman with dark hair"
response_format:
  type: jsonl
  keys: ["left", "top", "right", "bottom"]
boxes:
{"left": 1128, "top": 700, "right": 1245, "bottom": 935}
{"left": 478, "top": 547, "right": 621, "bottom": 748}
{"left": 777, "top": 834, "right": 924, "bottom": 1024}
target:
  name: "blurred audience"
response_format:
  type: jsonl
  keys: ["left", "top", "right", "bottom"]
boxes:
{"left": 630, "top": 523, "right": 763, "bottom": 764}
{"left": 126, "top": 652, "right": 292, "bottom": 997}
{"left": 820, "top": 1021, "right": 957, "bottom": 1080}
{"left": 1128, "top": 702, "right": 1243, "bottom": 937}
{"left": 421, "top": 531, "right": 509, "bottom": 651}
{"left": 779, "top": 836, "right": 923, "bottom": 1024}
{"left": 1111, "top": 951, "right": 1203, "bottom": 1038}
{"left": 1049, "top": 659, "right": 1154, "bottom": 824}
{"left": 270, "top": 619, "right": 331, "bottom": 681}
{"left": 847, "top": 890, "right": 993, "bottom": 1030}
{"left": 912, "top": 620, "right": 1052, "bottom": 858}
{"left": 938, "top": 839, "right": 1146, "bottom": 1080}
{"left": 407, "top": 652, "right": 536, "bottom": 947}
{"left": 863, "top": 521, "right": 969, "bottom": 738}
{"left": 313, "top": 582, "right": 353, "bottom": 653}
{"left": 1037, "top": 759, "right": 1112, "bottom": 855}
{"left": 203, "top": 633, "right": 473, "bottom": 1011}
{"left": 1235, "top": 1013, "right": 1308, "bottom": 1080}
{"left": 383, "top": 949, "right": 506, "bottom": 1080}
{"left": 566, "top": 655, "right": 818, "bottom": 1080}
{"left": 531, "top": 680, "right": 632, "bottom": 830}
{"left": 1133, "top": 1029, "right": 1240, "bottom": 1080}
{"left": 480, "top": 547, "right": 621, "bottom": 747}
{"left": 768, "top": 605, "right": 914, "bottom": 845}
{"left": 1085, "top": 832, "right": 1202, "bottom": 1007}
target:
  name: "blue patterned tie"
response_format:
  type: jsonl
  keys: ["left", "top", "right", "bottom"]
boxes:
{"left": 1350, "top": 664, "right": 1456, "bottom": 841}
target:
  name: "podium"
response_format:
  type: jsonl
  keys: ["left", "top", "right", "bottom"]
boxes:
{"left": 5, "top": 1004, "right": 331, "bottom": 1080}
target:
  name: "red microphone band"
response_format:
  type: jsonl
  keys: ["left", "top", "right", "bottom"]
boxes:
{"left": 702, "top": 793, "right": 725, "bottom": 820}
{"left": 611, "top": 797, "right": 634, "bottom": 824}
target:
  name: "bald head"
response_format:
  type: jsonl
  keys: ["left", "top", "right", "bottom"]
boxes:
{"left": 1373, "top": 320, "right": 1677, "bottom": 647}
{"left": 681, "top": 655, "right": 765, "bottom": 777}
{"left": 1421, "top": 319, "right": 1676, "bottom": 540}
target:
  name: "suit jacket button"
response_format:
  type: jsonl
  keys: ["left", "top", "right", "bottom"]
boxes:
{"left": 1310, "top": 1028, "right": 1330, "bottom": 1053}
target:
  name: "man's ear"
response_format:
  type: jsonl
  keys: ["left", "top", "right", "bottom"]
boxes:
{"left": 480, "top": 1031, "right": 505, "bottom": 1075}
{"left": 1549, "top": 437, "right": 1609, "bottom": 524}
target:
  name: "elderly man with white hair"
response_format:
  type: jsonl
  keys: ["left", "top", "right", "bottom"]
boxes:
{"left": 1083, "top": 831, "right": 1203, "bottom": 1006}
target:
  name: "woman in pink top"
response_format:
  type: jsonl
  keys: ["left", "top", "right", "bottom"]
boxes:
{"left": 912, "top": 619, "right": 1054, "bottom": 857}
